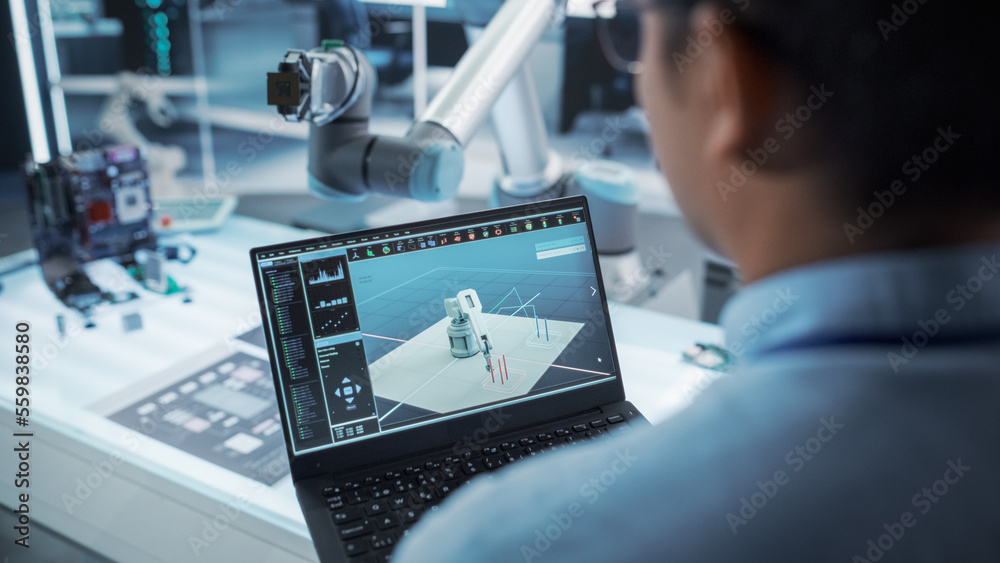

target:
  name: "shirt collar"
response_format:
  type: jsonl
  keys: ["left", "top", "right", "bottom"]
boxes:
{"left": 719, "top": 240, "right": 1000, "bottom": 361}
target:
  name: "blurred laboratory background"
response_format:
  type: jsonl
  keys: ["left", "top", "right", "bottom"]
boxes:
{"left": 1, "top": 2, "right": 743, "bottom": 559}
{"left": 1, "top": 0, "right": 738, "bottom": 321}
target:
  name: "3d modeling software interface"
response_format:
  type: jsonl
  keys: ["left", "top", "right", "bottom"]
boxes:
{"left": 254, "top": 206, "right": 618, "bottom": 455}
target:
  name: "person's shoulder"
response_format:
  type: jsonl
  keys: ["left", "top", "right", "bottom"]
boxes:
{"left": 395, "top": 365, "right": 1000, "bottom": 562}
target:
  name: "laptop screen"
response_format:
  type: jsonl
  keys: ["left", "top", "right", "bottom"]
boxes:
{"left": 251, "top": 198, "right": 619, "bottom": 456}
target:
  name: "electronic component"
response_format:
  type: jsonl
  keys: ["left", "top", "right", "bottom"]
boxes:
{"left": 25, "top": 145, "right": 158, "bottom": 312}
{"left": 681, "top": 343, "right": 735, "bottom": 372}
{"left": 151, "top": 195, "right": 238, "bottom": 233}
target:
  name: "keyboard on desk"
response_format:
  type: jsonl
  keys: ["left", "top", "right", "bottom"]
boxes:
{"left": 321, "top": 413, "right": 633, "bottom": 562}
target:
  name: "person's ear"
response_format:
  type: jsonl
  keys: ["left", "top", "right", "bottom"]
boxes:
{"left": 691, "top": 6, "right": 778, "bottom": 163}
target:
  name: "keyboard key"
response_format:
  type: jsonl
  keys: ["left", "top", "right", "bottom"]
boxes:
{"left": 418, "top": 475, "right": 440, "bottom": 487}
{"left": 388, "top": 494, "right": 409, "bottom": 509}
{"left": 393, "top": 478, "right": 416, "bottom": 492}
{"left": 399, "top": 508, "right": 420, "bottom": 524}
{"left": 589, "top": 419, "right": 607, "bottom": 428}
{"left": 572, "top": 424, "right": 588, "bottom": 433}
{"left": 607, "top": 414, "right": 625, "bottom": 424}
{"left": 384, "top": 470, "right": 402, "bottom": 480}
{"left": 519, "top": 437, "right": 536, "bottom": 446}
{"left": 610, "top": 423, "right": 631, "bottom": 434}
{"left": 332, "top": 507, "right": 364, "bottom": 525}
{"left": 405, "top": 466, "right": 421, "bottom": 475}
{"left": 370, "top": 485, "right": 394, "bottom": 499}
{"left": 536, "top": 432, "right": 554, "bottom": 441}
{"left": 339, "top": 519, "right": 374, "bottom": 540}
{"left": 363, "top": 500, "right": 388, "bottom": 516}
{"left": 346, "top": 490, "right": 367, "bottom": 505}
{"left": 344, "top": 538, "right": 369, "bottom": 557}
{"left": 483, "top": 456, "right": 505, "bottom": 470}
{"left": 481, "top": 446, "right": 499, "bottom": 456}
{"left": 327, "top": 495, "right": 345, "bottom": 510}
{"left": 500, "top": 441, "right": 519, "bottom": 451}
{"left": 369, "top": 531, "right": 398, "bottom": 551}
{"left": 344, "top": 481, "right": 362, "bottom": 490}
{"left": 375, "top": 512, "right": 400, "bottom": 530}
{"left": 323, "top": 486, "right": 341, "bottom": 497}
{"left": 364, "top": 476, "right": 382, "bottom": 486}
{"left": 410, "top": 488, "right": 437, "bottom": 504}
{"left": 555, "top": 428, "right": 571, "bottom": 437}
{"left": 424, "top": 461, "right": 441, "bottom": 470}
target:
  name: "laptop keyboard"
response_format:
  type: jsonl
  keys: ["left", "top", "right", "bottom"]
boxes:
{"left": 321, "top": 412, "right": 635, "bottom": 562}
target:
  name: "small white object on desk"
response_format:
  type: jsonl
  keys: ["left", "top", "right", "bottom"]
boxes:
{"left": 152, "top": 195, "right": 238, "bottom": 233}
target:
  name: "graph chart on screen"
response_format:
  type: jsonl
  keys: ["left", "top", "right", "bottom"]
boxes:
{"left": 305, "top": 256, "right": 347, "bottom": 285}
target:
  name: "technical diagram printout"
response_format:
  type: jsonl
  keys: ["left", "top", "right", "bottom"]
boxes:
{"left": 97, "top": 347, "right": 290, "bottom": 486}
{"left": 255, "top": 207, "right": 618, "bottom": 455}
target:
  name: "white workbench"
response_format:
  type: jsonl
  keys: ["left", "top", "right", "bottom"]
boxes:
{"left": 0, "top": 215, "right": 721, "bottom": 562}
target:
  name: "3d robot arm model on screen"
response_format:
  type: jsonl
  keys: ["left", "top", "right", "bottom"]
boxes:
{"left": 445, "top": 289, "right": 494, "bottom": 372}
{"left": 266, "top": 0, "right": 571, "bottom": 205}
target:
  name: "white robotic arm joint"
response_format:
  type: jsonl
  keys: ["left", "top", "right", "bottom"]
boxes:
{"left": 445, "top": 289, "right": 494, "bottom": 371}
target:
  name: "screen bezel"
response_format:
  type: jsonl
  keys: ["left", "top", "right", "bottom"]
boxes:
{"left": 249, "top": 196, "right": 626, "bottom": 480}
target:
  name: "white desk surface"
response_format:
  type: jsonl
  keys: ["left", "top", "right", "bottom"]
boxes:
{"left": 0, "top": 215, "right": 721, "bottom": 562}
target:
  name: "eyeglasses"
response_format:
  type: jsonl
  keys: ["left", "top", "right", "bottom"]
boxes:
{"left": 593, "top": 0, "right": 644, "bottom": 75}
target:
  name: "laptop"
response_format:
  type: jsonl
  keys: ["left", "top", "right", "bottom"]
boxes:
{"left": 250, "top": 196, "right": 648, "bottom": 562}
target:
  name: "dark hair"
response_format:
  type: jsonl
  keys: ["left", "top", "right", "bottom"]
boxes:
{"left": 654, "top": 0, "right": 1000, "bottom": 226}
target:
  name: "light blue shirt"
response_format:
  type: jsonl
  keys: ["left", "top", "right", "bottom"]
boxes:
{"left": 394, "top": 241, "right": 1000, "bottom": 562}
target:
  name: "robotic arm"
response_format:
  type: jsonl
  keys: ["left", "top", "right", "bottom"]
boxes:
{"left": 266, "top": 0, "right": 564, "bottom": 202}
{"left": 445, "top": 289, "right": 494, "bottom": 371}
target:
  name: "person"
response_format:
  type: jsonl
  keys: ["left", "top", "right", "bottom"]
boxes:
{"left": 395, "top": 0, "right": 1000, "bottom": 561}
